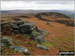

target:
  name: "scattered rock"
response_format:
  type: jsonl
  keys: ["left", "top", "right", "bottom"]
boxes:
{"left": 40, "top": 29, "right": 49, "bottom": 35}
{"left": 46, "top": 22, "right": 50, "bottom": 25}
{"left": 9, "top": 46, "right": 30, "bottom": 55}
{"left": 14, "top": 41, "right": 20, "bottom": 44}
{"left": 35, "top": 35, "right": 44, "bottom": 44}
{"left": 37, "top": 44, "right": 48, "bottom": 50}
{"left": 1, "top": 37, "right": 12, "bottom": 46}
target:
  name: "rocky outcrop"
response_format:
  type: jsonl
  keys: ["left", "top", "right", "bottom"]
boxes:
{"left": 1, "top": 20, "right": 48, "bottom": 44}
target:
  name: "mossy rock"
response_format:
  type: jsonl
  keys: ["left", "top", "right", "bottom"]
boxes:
{"left": 45, "top": 22, "right": 50, "bottom": 25}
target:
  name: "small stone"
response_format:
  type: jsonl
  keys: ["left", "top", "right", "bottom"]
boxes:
{"left": 45, "top": 22, "right": 50, "bottom": 25}
{"left": 37, "top": 44, "right": 48, "bottom": 50}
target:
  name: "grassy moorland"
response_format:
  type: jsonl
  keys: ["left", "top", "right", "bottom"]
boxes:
{"left": 1, "top": 12, "right": 74, "bottom": 55}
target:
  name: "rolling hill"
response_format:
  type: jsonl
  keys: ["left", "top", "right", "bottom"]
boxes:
{"left": 0, "top": 10, "right": 74, "bottom": 55}
{"left": 0, "top": 10, "right": 74, "bottom": 18}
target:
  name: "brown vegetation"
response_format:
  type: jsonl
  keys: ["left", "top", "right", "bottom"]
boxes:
{"left": 1, "top": 12, "right": 74, "bottom": 55}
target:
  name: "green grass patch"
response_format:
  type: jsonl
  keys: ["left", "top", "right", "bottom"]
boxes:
{"left": 8, "top": 48, "right": 15, "bottom": 52}
{"left": 1, "top": 52, "right": 8, "bottom": 55}
{"left": 42, "top": 40, "right": 54, "bottom": 47}
{"left": 2, "top": 46, "right": 9, "bottom": 49}
{"left": 29, "top": 47, "right": 34, "bottom": 52}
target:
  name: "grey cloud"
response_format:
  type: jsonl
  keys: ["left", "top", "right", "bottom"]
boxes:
{"left": 1, "top": 0, "right": 74, "bottom": 10}
{"left": 35, "top": 1, "right": 74, "bottom": 5}
{"left": 0, "top": 0, "right": 74, "bottom": 1}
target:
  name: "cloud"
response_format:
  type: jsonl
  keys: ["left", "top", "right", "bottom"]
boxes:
{"left": 36, "top": 1, "right": 74, "bottom": 4}
{"left": 1, "top": 1, "right": 74, "bottom": 11}
{"left": 1, "top": 0, "right": 74, "bottom": 1}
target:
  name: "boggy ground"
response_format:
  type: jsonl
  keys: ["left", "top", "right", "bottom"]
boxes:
{"left": 1, "top": 13, "right": 74, "bottom": 55}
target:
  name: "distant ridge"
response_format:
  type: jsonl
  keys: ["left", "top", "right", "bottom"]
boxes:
{"left": 0, "top": 10, "right": 74, "bottom": 18}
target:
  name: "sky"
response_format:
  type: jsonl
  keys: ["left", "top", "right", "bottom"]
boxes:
{"left": 1, "top": 0, "right": 74, "bottom": 11}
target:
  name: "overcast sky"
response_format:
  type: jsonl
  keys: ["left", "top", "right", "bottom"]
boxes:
{"left": 1, "top": 0, "right": 74, "bottom": 11}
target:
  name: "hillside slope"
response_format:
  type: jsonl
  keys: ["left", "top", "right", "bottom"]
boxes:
{"left": 1, "top": 12, "right": 74, "bottom": 55}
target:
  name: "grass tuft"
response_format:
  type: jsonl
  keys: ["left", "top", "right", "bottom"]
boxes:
{"left": 42, "top": 40, "right": 54, "bottom": 47}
